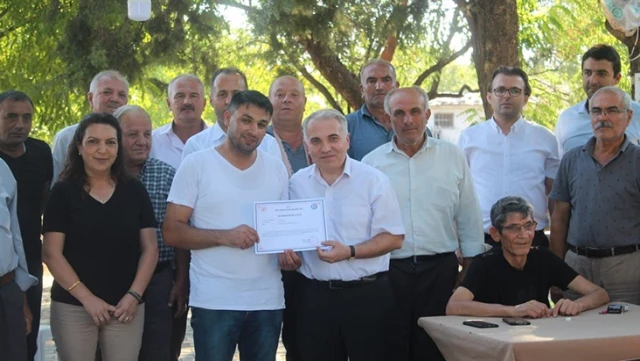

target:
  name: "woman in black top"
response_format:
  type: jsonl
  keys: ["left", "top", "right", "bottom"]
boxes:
{"left": 43, "top": 113, "right": 158, "bottom": 361}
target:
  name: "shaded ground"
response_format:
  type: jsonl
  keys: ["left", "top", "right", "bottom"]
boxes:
{"left": 40, "top": 266, "right": 287, "bottom": 361}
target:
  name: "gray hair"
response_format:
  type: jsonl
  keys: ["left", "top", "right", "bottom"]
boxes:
{"left": 302, "top": 109, "right": 348, "bottom": 140}
{"left": 490, "top": 196, "right": 534, "bottom": 231}
{"left": 89, "top": 70, "right": 129, "bottom": 93}
{"left": 113, "top": 105, "right": 150, "bottom": 123}
{"left": 384, "top": 86, "right": 430, "bottom": 115}
{"left": 167, "top": 74, "right": 204, "bottom": 98}
{"left": 590, "top": 86, "right": 632, "bottom": 111}
{"left": 360, "top": 59, "right": 397, "bottom": 83}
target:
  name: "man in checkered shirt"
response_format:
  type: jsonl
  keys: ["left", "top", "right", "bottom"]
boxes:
{"left": 114, "top": 105, "right": 187, "bottom": 361}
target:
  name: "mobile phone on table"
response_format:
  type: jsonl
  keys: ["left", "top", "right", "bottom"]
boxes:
{"left": 462, "top": 320, "right": 499, "bottom": 328}
{"left": 502, "top": 317, "right": 531, "bottom": 326}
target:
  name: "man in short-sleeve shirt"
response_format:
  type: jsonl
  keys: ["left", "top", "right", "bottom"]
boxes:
{"left": 550, "top": 86, "right": 640, "bottom": 305}
{"left": 284, "top": 109, "right": 405, "bottom": 361}
{"left": 447, "top": 196, "right": 609, "bottom": 318}
{"left": 0, "top": 91, "right": 52, "bottom": 359}
{"left": 164, "top": 91, "right": 288, "bottom": 361}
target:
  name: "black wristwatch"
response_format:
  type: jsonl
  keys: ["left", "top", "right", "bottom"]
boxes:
{"left": 349, "top": 245, "right": 356, "bottom": 261}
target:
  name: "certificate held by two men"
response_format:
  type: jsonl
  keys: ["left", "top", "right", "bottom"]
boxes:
{"left": 254, "top": 199, "right": 328, "bottom": 254}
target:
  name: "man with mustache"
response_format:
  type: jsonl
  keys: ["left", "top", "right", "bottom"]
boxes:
{"left": 362, "top": 87, "right": 483, "bottom": 361}
{"left": 0, "top": 91, "right": 51, "bottom": 360}
{"left": 182, "top": 68, "right": 281, "bottom": 160}
{"left": 151, "top": 74, "right": 208, "bottom": 169}
{"left": 51, "top": 70, "right": 129, "bottom": 185}
{"left": 555, "top": 44, "right": 640, "bottom": 156}
{"left": 550, "top": 86, "right": 640, "bottom": 305}
{"left": 114, "top": 105, "right": 181, "bottom": 361}
{"left": 164, "top": 91, "right": 288, "bottom": 361}
{"left": 151, "top": 74, "right": 207, "bottom": 360}
{"left": 458, "top": 66, "right": 560, "bottom": 249}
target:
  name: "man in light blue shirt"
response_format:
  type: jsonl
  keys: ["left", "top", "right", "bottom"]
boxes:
{"left": 0, "top": 157, "right": 37, "bottom": 360}
{"left": 363, "top": 87, "right": 484, "bottom": 361}
{"left": 555, "top": 44, "right": 640, "bottom": 156}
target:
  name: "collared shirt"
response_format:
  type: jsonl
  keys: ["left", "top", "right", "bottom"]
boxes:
{"left": 289, "top": 157, "right": 405, "bottom": 281}
{"left": 51, "top": 123, "right": 79, "bottom": 186}
{"left": 182, "top": 122, "right": 283, "bottom": 161}
{"left": 137, "top": 157, "right": 176, "bottom": 262}
{"left": 549, "top": 136, "right": 640, "bottom": 248}
{"left": 346, "top": 104, "right": 394, "bottom": 161}
{"left": 362, "top": 136, "right": 484, "bottom": 258}
{"left": 0, "top": 158, "right": 37, "bottom": 291}
{"left": 267, "top": 125, "right": 309, "bottom": 173}
{"left": 555, "top": 99, "right": 640, "bottom": 157}
{"left": 150, "top": 121, "right": 208, "bottom": 169}
{"left": 458, "top": 117, "right": 560, "bottom": 232}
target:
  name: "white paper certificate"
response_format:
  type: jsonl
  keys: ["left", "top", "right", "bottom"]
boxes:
{"left": 254, "top": 198, "right": 328, "bottom": 254}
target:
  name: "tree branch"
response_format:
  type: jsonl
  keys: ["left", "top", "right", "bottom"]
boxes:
{"left": 296, "top": 65, "right": 343, "bottom": 113}
{"left": 216, "top": 0, "right": 257, "bottom": 14}
{"left": 413, "top": 40, "right": 472, "bottom": 86}
{"left": 429, "top": 84, "right": 478, "bottom": 99}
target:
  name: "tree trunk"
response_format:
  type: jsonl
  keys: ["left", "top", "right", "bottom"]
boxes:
{"left": 605, "top": 21, "right": 640, "bottom": 99}
{"left": 455, "top": 0, "right": 520, "bottom": 119}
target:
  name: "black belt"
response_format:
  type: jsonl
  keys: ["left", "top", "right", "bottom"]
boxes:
{"left": 154, "top": 261, "right": 171, "bottom": 274}
{"left": 0, "top": 271, "right": 14, "bottom": 287}
{"left": 312, "top": 271, "right": 387, "bottom": 290}
{"left": 568, "top": 244, "right": 640, "bottom": 258}
{"left": 392, "top": 252, "right": 455, "bottom": 263}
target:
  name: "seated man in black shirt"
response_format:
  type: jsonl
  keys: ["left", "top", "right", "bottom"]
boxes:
{"left": 446, "top": 196, "right": 609, "bottom": 318}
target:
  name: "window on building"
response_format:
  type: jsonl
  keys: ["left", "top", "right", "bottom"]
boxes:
{"left": 434, "top": 113, "right": 454, "bottom": 128}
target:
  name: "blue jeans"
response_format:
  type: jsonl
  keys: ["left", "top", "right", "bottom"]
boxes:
{"left": 191, "top": 308, "right": 283, "bottom": 361}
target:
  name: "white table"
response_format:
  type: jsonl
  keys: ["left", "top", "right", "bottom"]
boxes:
{"left": 418, "top": 303, "right": 640, "bottom": 361}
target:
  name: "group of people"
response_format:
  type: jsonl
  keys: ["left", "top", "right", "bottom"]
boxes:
{"left": 0, "top": 42, "right": 637, "bottom": 361}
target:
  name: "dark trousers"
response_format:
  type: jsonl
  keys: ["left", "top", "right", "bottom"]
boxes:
{"left": 296, "top": 274, "right": 393, "bottom": 361}
{"left": 0, "top": 279, "right": 27, "bottom": 361}
{"left": 484, "top": 230, "right": 549, "bottom": 248}
{"left": 281, "top": 270, "right": 304, "bottom": 361}
{"left": 388, "top": 253, "right": 459, "bottom": 361}
{"left": 26, "top": 258, "right": 43, "bottom": 361}
{"left": 139, "top": 266, "right": 174, "bottom": 361}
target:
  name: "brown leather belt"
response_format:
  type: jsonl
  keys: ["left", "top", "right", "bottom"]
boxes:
{"left": 0, "top": 271, "right": 15, "bottom": 287}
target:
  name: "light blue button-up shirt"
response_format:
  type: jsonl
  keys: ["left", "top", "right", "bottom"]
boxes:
{"left": 0, "top": 158, "right": 37, "bottom": 291}
{"left": 363, "top": 136, "right": 484, "bottom": 258}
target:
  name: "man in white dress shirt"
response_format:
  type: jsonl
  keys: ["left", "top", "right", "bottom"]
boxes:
{"left": 458, "top": 66, "right": 560, "bottom": 249}
{"left": 282, "top": 109, "right": 405, "bottom": 361}
{"left": 555, "top": 44, "right": 640, "bottom": 156}
{"left": 362, "top": 86, "right": 484, "bottom": 361}
{"left": 150, "top": 74, "right": 208, "bottom": 169}
{"left": 163, "top": 91, "right": 288, "bottom": 361}
{"left": 182, "top": 68, "right": 281, "bottom": 160}
{"left": 51, "top": 70, "right": 129, "bottom": 185}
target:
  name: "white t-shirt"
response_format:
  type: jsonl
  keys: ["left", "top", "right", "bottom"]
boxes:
{"left": 167, "top": 148, "right": 288, "bottom": 310}
{"left": 51, "top": 123, "right": 78, "bottom": 186}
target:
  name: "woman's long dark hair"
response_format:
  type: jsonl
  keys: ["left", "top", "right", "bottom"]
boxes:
{"left": 59, "top": 113, "right": 129, "bottom": 187}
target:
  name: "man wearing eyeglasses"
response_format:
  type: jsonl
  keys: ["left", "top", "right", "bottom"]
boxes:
{"left": 550, "top": 86, "right": 640, "bottom": 305}
{"left": 446, "top": 196, "right": 609, "bottom": 318}
{"left": 555, "top": 44, "right": 640, "bottom": 157}
{"left": 458, "top": 66, "right": 560, "bottom": 249}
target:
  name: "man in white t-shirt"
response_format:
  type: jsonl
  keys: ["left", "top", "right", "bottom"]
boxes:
{"left": 163, "top": 90, "right": 288, "bottom": 361}
{"left": 182, "top": 68, "right": 281, "bottom": 160}
{"left": 281, "top": 109, "right": 405, "bottom": 361}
